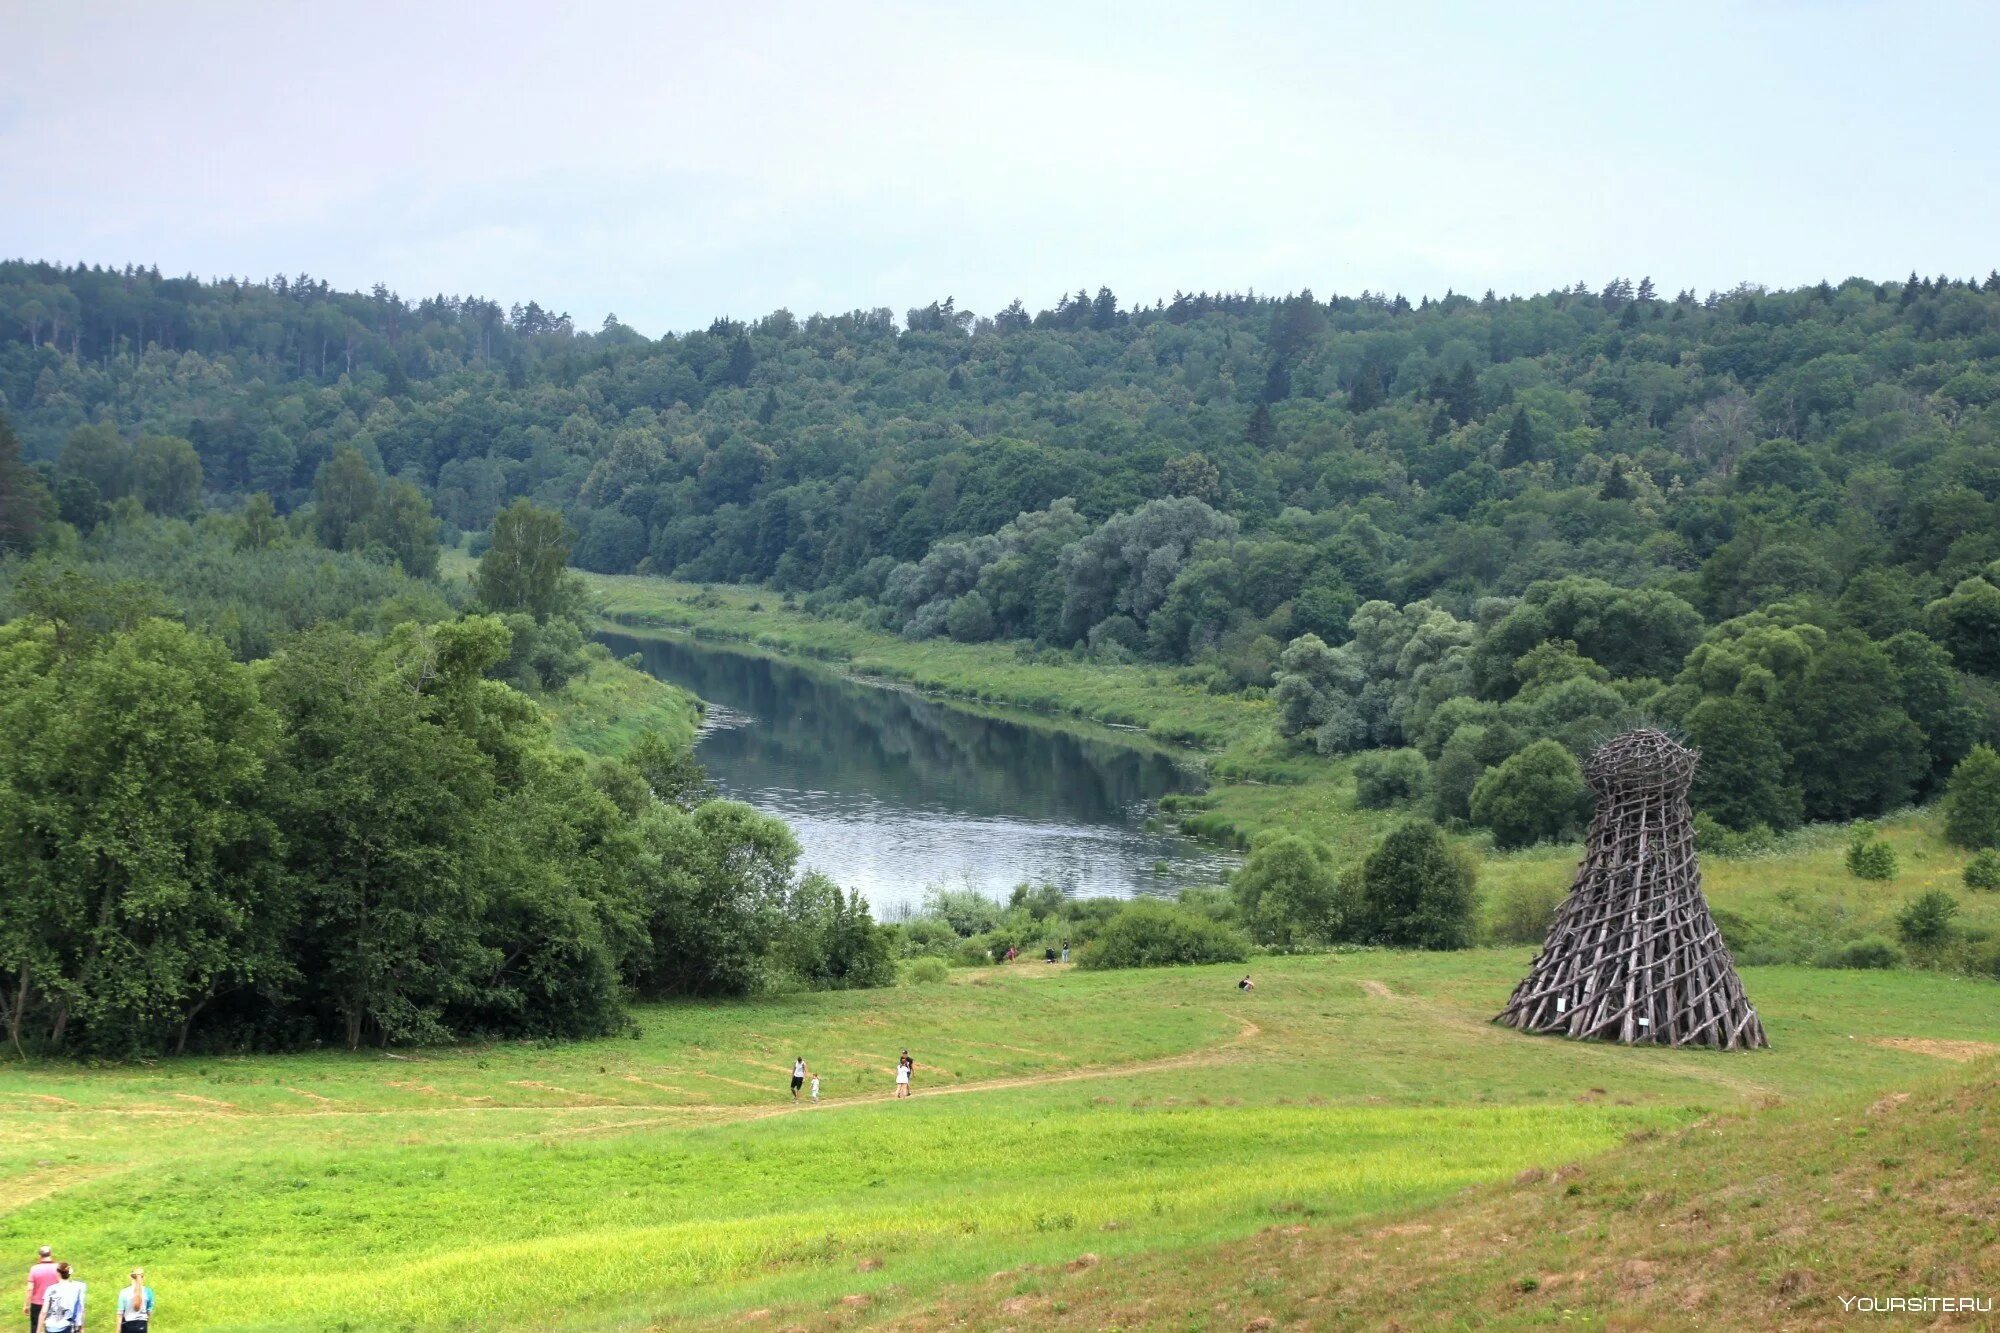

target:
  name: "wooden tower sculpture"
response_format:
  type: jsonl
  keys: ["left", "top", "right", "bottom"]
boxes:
{"left": 1494, "top": 728, "right": 1767, "bottom": 1050}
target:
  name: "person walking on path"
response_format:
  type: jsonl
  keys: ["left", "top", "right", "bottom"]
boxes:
{"left": 115, "top": 1270, "right": 151, "bottom": 1333}
{"left": 809, "top": 1071, "right": 820, "bottom": 1103}
{"left": 25, "top": 1247, "right": 58, "bottom": 1333}
{"left": 35, "top": 1263, "right": 82, "bottom": 1333}
{"left": 790, "top": 1056, "right": 807, "bottom": 1100}
{"left": 894, "top": 1050, "right": 913, "bottom": 1098}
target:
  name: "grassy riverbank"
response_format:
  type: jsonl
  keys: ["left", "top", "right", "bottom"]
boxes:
{"left": 2, "top": 954, "right": 1995, "bottom": 1329}
{"left": 584, "top": 571, "right": 1384, "bottom": 859}
{"left": 584, "top": 570, "right": 2000, "bottom": 964}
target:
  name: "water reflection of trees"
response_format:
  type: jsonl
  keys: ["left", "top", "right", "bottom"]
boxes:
{"left": 599, "top": 632, "right": 1199, "bottom": 825}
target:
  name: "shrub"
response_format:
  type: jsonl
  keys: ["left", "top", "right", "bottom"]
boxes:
{"left": 1232, "top": 834, "right": 1349, "bottom": 946}
{"left": 1693, "top": 813, "right": 1777, "bottom": 857}
{"left": 1488, "top": 878, "right": 1566, "bottom": 946}
{"left": 776, "top": 873, "right": 896, "bottom": 990}
{"left": 1818, "top": 935, "right": 1903, "bottom": 970}
{"left": 1469, "top": 739, "right": 1591, "bottom": 850}
{"left": 894, "top": 915, "right": 959, "bottom": 958}
{"left": 1965, "top": 849, "right": 2000, "bottom": 892}
{"left": 1351, "top": 748, "right": 1430, "bottom": 809}
{"left": 1356, "top": 819, "right": 1478, "bottom": 950}
{"left": 1896, "top": 890, "right": 1959, "bottom": 953}
{"left": 902, "top": 956, "right": 951, "bottom": 985}
{"left": 1845, "top": 824, "right": 1898, "bottom": 880}
{"left": 1076, "top": 901, "right": 1249, "bottom": 970}
{"left": 1942, "top": 745, "right": 2000, "bottom": 849}
{"left": 924, "top": 886, "right": 1004, "bottom": 936}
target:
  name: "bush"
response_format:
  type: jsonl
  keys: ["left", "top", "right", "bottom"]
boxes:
{"left": 1845, "top": 825, "right": 1899, "bottom": 880}
{"left": 1351, "top": 748, "right": 1430, "bottom": 809}
{"left": 1965, "top": 849, "right": 2000, "bottom": 891}
{"left": 924, "top": 886, "right": 1004, "bottom": 937}
{"left": 1694, "top": 813, "right": 1777, "bottom": 858}
{"left": 1896, "top": 890, "right": 1959, "bottom": 953}
{"left": 1232, "top": 834, "right": 1349, "bottom": 946}
{"left": 1356, "top": 819, "right": 1478, "bottom": 950}
{"left": 1076, "top": 901, "right": 1249, "bottom": 970}
{"left": 1469, "top": 739, "right": 1591, "bottom": 850}
{"left": 1488, "top": 878, "right": 1566, "bottom": 946}
{"left": 902, "top": 956, "right": 951, "bottom": 985}
{"left": 1942, "top": 745, "right": 2000, "bottom": 849}
{"left": 774, "top": 873, "right": 896, "bottom": 991}
{"left": 1818, "top": 935, "right": 1903, "bottom": 970}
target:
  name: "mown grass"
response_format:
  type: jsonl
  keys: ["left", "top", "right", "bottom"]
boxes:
{"left": 866, "top": 1031, "right": 2000, "bottom": 1330}
{"left": 2, "top": 955, "right": 1995, "bottom": 1329}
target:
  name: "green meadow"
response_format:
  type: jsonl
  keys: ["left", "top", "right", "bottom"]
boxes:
{"left": 3, "top": 954, "right": 1996, "bottom": 1329}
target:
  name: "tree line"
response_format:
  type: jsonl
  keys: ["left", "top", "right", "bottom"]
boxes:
{"left": 0, "top": 478, "right": 892, "bottom": 1057}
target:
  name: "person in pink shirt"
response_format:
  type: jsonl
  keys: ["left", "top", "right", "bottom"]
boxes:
{"left": 24, "top": 1247, "right": 59, "bottom": 1333}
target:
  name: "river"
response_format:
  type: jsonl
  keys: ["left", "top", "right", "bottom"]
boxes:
{"left": 596, "top": 629, "right": 1240, "bottom": 915}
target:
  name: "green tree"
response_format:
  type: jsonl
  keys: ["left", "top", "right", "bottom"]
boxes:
{"left": 1468, "top": 739, "right": 1592, "bottom": 849}
{"left": 364, "top": 478, "right": 442, "bottom": 577}
{"left": 236, "top": 492, "right": 285, "bottom": 551}
{"left": 1845, "top": 824, "right": 1898, "bottom": 880}
{"left": 628, "top": 800, "right": 799, "bottom": 997}
{"left": 1895, "top": 890, "right": 1958, "bottom": 955}
{"left": 1942, "top": 745, "right": 2000, "bottom": 849}
{"left": 1684, "top": 695, "right": 1802, "bottom": 831}
{"left": 476, "top": 500, "right": 574, "bottom": 621}
{"left": 1356, "top": 819, "right": 1477, "bottom": 949}
{"left": 1786, "top": 635, "right": 1927, "bottom": 820}
{"left": 0, "top": 414, "right": 52, "bottom": 552}
{"left": 1926, "top": 575, "right": 2000, "bottom": 677}
{"left": 311, "top": 446, "right": 380, "bottom": 551}
{"left": 1351, "top": 748, "right": 1430, "bottom": 808}
{"left": 55, "top": 423, "right": 131, "bottom": 501}
{"left": 261, "top": 619, "right": 517, "bottom": 1047}
{"left": 131, "top": 434, "right": 204, "bottom": 517}
{"left": 0, "top": 614, "right": 282, "bottom": 1055}
{"left": 1963, "top": 849, "right": 2000, "bottom": 891}
{"left": 1232, "top": 834, "right": 1348, "bottom": 946}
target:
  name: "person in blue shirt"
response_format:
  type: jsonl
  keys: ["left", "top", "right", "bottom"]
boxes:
{"left": 115, "top": 1270, "right": 152, "bottom": 1333}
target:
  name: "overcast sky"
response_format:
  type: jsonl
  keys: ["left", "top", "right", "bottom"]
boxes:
{"left": 4, "top": 1, "right": 1995, "bottom": 335}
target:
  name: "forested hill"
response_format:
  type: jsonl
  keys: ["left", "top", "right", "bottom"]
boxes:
{"left": 6, "top": 263, "right": 1999, "bottom": 608}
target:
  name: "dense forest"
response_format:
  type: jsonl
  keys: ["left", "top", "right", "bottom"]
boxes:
{"left": 0, "top": 478, "right": 894, "bottom": 1057}
{"left": 6, "top": 260, "right": 2000, "bottom": 985}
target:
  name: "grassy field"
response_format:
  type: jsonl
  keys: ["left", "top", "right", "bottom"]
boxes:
{"left": 1, "top": 955, "right": 1995, "bottom": 1329}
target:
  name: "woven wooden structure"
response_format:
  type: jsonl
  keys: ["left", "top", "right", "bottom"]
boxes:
{"left": 1494, "top": 728, "right": 1767, "bottom": 1050}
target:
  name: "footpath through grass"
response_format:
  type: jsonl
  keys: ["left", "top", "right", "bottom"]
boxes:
{"left": 2, "top": 955, "right": 1996, "bottom": 1329}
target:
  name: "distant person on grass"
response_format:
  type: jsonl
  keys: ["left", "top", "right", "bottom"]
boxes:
{"left": 35, "top": 1263, "right": 82, "bottom": 1333}
{"left": 1060, "top": 938, "right": 1070, "bottom": 964}
{"left": 115, "top": 1270, "right": 152, "bottom": 1333}
{"left": 809, "top": 1071, "right": 820, "bottom": 1103}
{"left": 895, "top": 1050, "right": 913, "bottom": 1098}
{"left": 1238, "top": 974, "right": 1255, "bottom": 992}
{"left": 26, "top": 1246, "right": 58, "bottom": 1333}
{"left": 791, "top": 1056, "right": 806, "bottom": 1100}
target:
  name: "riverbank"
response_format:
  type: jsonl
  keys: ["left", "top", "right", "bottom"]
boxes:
{"left": 584, "top": 571, "right": 1382, "bottom": 859}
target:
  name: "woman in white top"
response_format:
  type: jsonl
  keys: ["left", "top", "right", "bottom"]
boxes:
{"left": 893, "top": 1057, "right": 910, "bottom": 1097}
{"left": 38, "top": 1264, "right": 84, "bottom": 1333}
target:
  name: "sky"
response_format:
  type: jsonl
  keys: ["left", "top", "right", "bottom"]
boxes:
{"left": 4, "top": 1, "right": 1996, "bottom": 336}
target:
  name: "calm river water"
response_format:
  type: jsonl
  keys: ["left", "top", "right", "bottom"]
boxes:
{"left": 597, "top": 630, "right": 1240, "bottom": 914}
